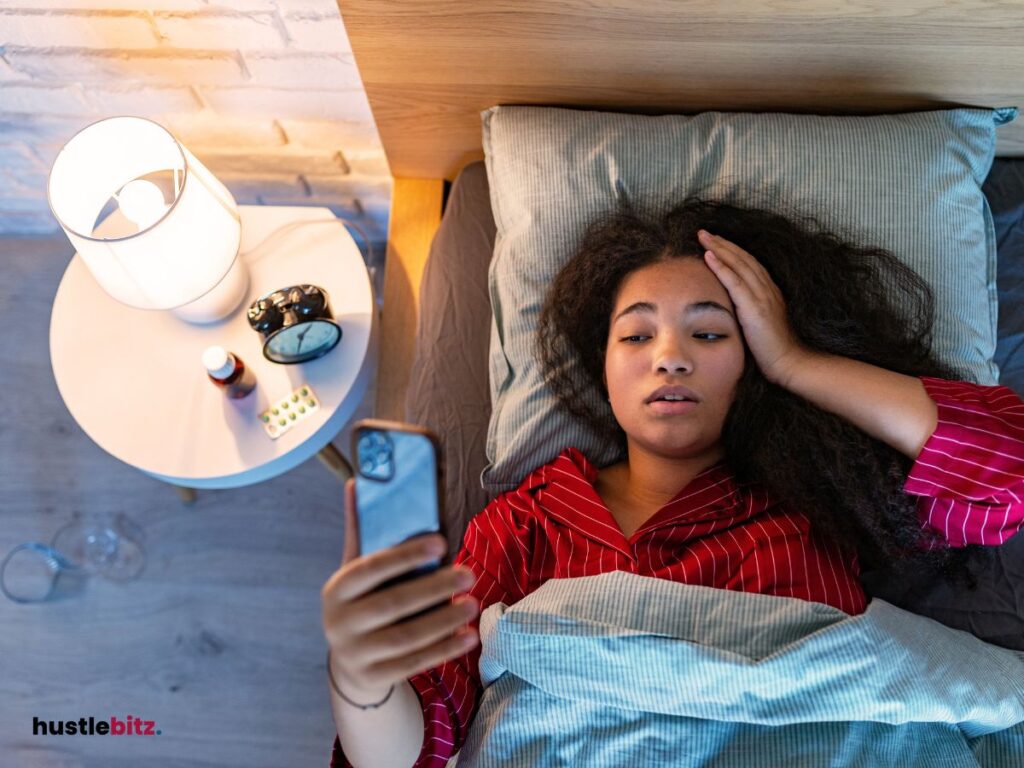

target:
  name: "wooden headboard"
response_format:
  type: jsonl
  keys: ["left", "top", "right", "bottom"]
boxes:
{"left": 335, "top": 0, "right": 1024, "bottom": 420}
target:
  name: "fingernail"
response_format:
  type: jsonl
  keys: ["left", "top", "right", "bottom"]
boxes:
{"left": 427, "top": 538, "right": 445, "bottom": 556}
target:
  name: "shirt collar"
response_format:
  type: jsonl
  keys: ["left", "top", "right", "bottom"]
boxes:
{"left": 530, "top": 447, "right": 779, "bottom": 552}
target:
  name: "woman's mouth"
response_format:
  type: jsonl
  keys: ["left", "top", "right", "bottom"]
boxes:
{"left": 647, "top": 399, "right": 698, "bottom": 414}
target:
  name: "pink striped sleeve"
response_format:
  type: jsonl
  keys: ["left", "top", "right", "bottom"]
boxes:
{"left": 902, "top": 376, "right": 1024, "bottom": 547}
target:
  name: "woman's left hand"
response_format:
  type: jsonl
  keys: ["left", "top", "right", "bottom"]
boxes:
{"left": 698, "top": 229, "right": 811, "bottom": 387}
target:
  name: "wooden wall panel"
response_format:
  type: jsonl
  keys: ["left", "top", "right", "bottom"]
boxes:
{"left": 338, "top": 0, "right": 1024, "bottom": 180}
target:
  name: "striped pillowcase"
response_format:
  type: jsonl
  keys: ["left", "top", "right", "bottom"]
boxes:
{"left": 479, "top": 104, "right": 1019, "bottom": 495}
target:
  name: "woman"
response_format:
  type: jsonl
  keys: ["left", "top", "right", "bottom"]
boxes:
{"left": 321, "top": 195, "right": 1024, "bottom": 768}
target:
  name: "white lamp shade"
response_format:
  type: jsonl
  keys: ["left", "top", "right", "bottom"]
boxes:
{"left": 46, "top": 116, "right": 242, "bottom": 311}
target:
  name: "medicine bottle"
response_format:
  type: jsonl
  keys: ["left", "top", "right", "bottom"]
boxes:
{"left": 203, "top": 346, "right": 257, "bottom": 399}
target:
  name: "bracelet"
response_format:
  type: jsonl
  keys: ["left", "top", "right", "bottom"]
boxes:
{"left": 326, "top": 649, "right": 395, "bottom": 710}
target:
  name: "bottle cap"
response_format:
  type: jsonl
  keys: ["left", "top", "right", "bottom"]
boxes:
{"left": 203, "top": 346, "right": 235, "bottom": 379}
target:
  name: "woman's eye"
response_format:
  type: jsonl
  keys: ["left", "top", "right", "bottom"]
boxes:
{"left": 619, "top": 334, "right": 726, "bottom": 343}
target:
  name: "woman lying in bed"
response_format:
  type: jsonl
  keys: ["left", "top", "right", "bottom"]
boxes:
{"left": 321, "top": 196, "right": 1024, "bottom": 768}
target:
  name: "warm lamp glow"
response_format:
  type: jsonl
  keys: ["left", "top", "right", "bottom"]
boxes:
{"left": 46, "top": 116, "right": 248, "bottom": 324}
{"left": 116, "top": 178, "right": 168, "bottom": 230}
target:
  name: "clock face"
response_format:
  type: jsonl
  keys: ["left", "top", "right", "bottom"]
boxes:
{"left": 265, "top": 319, "right": 341, "bottom": 363}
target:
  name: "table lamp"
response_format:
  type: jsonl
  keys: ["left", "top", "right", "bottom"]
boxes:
{"left": 46, "top": 116, "right": 248, "bottom": 324}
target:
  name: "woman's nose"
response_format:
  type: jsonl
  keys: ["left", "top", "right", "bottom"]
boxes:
{"left": 653, "top": 334, "right": 692, "bottom": 372}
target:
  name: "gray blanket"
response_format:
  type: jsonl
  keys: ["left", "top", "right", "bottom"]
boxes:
{"left": 452, "top": 572, "right": 1024, "bottom": 767}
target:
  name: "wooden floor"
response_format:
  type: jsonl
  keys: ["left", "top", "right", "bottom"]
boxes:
{"left": 0, "top": 235, "right": 373, "bottom": 767}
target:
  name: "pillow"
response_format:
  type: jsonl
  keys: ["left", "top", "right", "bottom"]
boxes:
{"left": 480, "top": 104, "right": 1019, "bottom": 495}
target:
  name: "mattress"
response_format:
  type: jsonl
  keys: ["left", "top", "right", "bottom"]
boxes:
{"left": 404, "top": 158, "right": 1024, "bottom": 650}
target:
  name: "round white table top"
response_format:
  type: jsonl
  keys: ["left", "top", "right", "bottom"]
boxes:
{"left": 49, "top": 205, "right": 378, "bottom": 489}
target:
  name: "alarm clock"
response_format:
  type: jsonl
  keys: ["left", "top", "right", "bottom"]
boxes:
{"left": 246, "top": 284, "right": 342, "bottom": 364}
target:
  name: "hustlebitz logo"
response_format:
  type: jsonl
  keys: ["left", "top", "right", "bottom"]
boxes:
{"left": 33, "top": 715, "right": 161, "bottom": 736}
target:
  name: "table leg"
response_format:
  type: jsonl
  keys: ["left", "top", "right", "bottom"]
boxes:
{"left": 174, "top": 485, "right": 197, "bottom": 504}
{"left": 317, "top": 443, "right": 353, "bottom": 483}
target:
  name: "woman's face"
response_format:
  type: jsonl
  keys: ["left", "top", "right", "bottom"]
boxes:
{"left": 604, "top": 256, "right": 746, "bottom": 461}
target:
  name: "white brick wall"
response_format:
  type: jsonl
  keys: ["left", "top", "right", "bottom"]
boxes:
{"left": 0, "top": 0, "right": 392, "bottom": 261}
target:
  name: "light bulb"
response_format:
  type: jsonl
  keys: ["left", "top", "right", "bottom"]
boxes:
{"left": 116, "top": 179, "right": 167, "bottom": 231}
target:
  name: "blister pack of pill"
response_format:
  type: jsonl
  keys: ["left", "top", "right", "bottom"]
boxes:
{"left": 259, "top": 384, "right": 319, "bottom": 439}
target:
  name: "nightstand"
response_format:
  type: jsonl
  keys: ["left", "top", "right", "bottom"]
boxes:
{"left": 48, "top": 205, "right": 378, "bottom": 501}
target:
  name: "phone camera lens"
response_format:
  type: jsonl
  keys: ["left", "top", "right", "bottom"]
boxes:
{"left": 358, "top": 430, "right": 393, "bottom": 480}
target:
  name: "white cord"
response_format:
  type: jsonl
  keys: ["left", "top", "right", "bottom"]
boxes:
{"left": 242, "top": 215, "right": 375, "bottom": 264}
{"left": 240, "top": 214, "right": 381, "bottom": 307}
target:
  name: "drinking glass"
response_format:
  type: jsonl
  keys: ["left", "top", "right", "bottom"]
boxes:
{"left": 0, "top": 542, "right": 88, "bottom": 603}
{"left": 50, "top": 511, "right": 146, "bottom": 581}
{"left": 2, "top": 513, "right": 146, "bottom": 604}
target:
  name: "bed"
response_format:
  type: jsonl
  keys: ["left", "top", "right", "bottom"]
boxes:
{"left": 333, "top": 2, "right": 1024, "bottom": 764}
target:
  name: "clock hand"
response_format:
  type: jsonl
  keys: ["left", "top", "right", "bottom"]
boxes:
{"left": 296, "top": 325, "right": 310, "bottom": 352}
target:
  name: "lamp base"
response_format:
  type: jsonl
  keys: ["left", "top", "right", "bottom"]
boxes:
{"left": 171, "top": 251, "right": 250, "bottom": 325}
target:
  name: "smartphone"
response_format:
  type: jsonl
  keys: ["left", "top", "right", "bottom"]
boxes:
{"left": 351, "top": 419, "right": 447, "bottom": 596}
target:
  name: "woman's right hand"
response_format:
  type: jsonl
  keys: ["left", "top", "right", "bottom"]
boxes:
{"left": 321, "top": 478, "right": 481, "bottom": 703}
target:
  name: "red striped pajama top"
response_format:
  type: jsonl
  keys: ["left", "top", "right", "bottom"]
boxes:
{"left": 331, "top": 375, "right": 1024, "bottom": 767}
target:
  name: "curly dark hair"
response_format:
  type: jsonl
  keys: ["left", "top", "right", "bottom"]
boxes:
{"left": 536, "top": 190, "right": 995, "bottom": 591}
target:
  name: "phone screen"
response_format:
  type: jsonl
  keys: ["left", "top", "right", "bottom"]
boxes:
{"left": 354, "top": 424, "right": 444, "bottom": 584}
